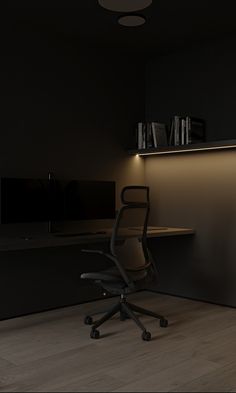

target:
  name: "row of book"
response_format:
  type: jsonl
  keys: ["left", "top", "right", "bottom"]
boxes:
{"left": 169, "top": 116, "right": 205, "bottom": 146}
{"left": 136, "top": 122, "right": 168, "bottom": 150}
{"left": 136, "top": 117, "right": 205, "bottom": 150}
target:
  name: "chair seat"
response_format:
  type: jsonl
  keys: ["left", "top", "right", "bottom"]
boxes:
{"left": 81, "top": 266, "right": 149, "bottom": 296}
{"left": 81, "top": 267, "right": 123, "bottom": 283}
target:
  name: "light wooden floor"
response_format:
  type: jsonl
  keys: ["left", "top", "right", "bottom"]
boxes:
{"left": 1, "top": 292, "right": 236, "bottom": 392}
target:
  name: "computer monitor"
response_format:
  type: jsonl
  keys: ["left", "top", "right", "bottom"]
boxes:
{"left": 0, "top": 178, "right": 116, "bottom": 224}
{"left": 0, "top": 177, "right": 49, "bottom": 224}
{"left": 51, "top": 180, "right": 116, "bottom": 221}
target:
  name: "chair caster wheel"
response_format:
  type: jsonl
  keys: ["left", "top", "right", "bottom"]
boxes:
{"left": 160, "top": 318, "right": 168, "bottom": 328}
{"left": 90, "top": 329, "right": 100, "bottom": 339}
{"left": 84, "top": 316, "right": 93, "bottom": 325}
{"left": 142, "top": 331, "right": 151, "bottom": 341}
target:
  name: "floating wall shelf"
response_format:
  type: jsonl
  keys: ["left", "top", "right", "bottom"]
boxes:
{"left": 128, "top": 140, "right": 236, "bottom": 157}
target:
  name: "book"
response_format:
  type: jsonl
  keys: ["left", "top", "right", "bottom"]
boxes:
{"left": 136, "top": 122, "right": 147, "bottom": 149}
{"left": 174, "top": 116, "right": 180, "bottom": 146}
{"left": 169, "top": 115, "right": 205, "bottom": 146}
{"left": 136, "top": 121, "right": 168, "bottom": 149}
{"left": 186, "top": 116, "right": 191, "bottom": 144}
{"left": 146, "top": 123, "right": 154, "bottom": 149}
{"left": 169, "top": 120, "right": 174, "bottom": 146}
{"left": 181, "top": 118, "right": 186, "bottom": 145}
{"left": 151, "top": 122, "right": 168, "bottom": 147}
{"left": 152, "top": 123, "right": 157, "bottom": 148}
{"left": 190, "top": 118, "right": 206, "bottom": 144}
{"left": 142, "top": 123, "right": 147, "bottom": 149}
{"left": 137, "top": 122, "right": 143, "bottom": 149}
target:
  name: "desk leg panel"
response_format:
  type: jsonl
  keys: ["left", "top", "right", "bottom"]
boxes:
{"left": 0, "top": 244, "right": 111, "bottom": 321}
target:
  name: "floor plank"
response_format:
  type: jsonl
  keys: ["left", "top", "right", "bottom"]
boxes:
{"left": 172, "top": 361, "right": 236, "bottom": 392}
{"left": 0, "top": 292, "right": 235, "bottom": 392}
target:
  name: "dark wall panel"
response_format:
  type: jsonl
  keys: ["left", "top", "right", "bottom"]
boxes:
{"left": 146, "top": 37, "right": 236, "bottom": 142}
{"left": 0, "top": 32, "right": 145, "bottom": 191}
{"left": 0, "top": 31, "right": 145, "bottom": 319}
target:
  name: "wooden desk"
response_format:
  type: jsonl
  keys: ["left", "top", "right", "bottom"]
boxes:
{"left": 0, "top": 226, "right": 195, "bottom": 252}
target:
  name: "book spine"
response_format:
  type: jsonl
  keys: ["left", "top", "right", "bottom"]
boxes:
{"left": 181, "top": 118, "right": 185, "bottom": 145}
{"left": 186, "top": 116, "right": 190, "bottom": 144}
{"left": 174, "top": 116, "right": 180, "bottom": 146}
{"left": 152, "top": 122, "right": 157, "bottom": 148}
{"left": 137, "top": 122, "right": 143, "bottom": 149}
{"left": 188, "top": 117, "right": 192, "bottom": 144}
{"left": 142, "top": 123, "right": 146, "bottom": 149}
{"left": 169, "top": 120, "right": 174, "bottom": 145}
{"left": 146, "top": 123, "right": 153, "bottom": 149}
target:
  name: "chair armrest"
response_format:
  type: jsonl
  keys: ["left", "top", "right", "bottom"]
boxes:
{"left": 82, "top": 249, "right": 133, "bottom": 288}
{"left": 81, "top": 249, "right": 104, "bottom": 255}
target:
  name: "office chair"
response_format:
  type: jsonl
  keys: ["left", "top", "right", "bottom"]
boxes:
{"left": 81, "top": 186, "right": 168, "bottom": 341}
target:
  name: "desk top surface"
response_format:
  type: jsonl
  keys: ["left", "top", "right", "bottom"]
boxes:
{"left": 0, "top": 226, "right": 195, "bottom": 252}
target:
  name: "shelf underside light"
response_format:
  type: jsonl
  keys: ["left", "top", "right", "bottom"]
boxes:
{"left": 137, "top": 143, "right": 236, "bottom": 156}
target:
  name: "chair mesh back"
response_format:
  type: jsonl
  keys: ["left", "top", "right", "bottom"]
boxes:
{"left": 121, "top": 187, "right": 149, "bottom": 205}
{"left": 110, "top": 186, "right": 151, "bottom": 281}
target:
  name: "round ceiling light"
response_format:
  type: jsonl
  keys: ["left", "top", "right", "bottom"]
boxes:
{"left": 98, "top": 0, "right": 152, "bottom": 12}
{"left": 118, "top": 15, "right": 146, "bottom": 27}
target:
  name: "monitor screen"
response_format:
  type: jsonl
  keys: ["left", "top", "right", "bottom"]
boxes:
{"left": 1, "top": 178, "right": 49, "bottom": 224}
{"left": 0, "top": 178, "right": 116, "bottom": 224}
{"left": 52, "top": 180, "right": 116, "bottom": 221}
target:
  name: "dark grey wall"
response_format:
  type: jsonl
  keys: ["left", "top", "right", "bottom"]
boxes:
{"left": 145, "top": 37, "right": 236, "bottom": 307}
{"left": 146, "top": 36, "right": 236, "bottom": 142}
{"left": 0, "top": 31, "right": 145, "bottom": 319}
{"left": 1, "top": 31, "right": 145, "bottom": 194}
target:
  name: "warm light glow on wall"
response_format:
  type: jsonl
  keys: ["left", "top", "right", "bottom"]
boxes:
{"left": 132, "top": 153, "right": 144, "bottom": 169}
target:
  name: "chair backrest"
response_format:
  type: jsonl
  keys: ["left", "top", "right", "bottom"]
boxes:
{"left": 110, "top": 186, "right": 154, "bottom": 283}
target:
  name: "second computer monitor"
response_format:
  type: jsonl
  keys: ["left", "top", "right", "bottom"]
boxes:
{"left": 51, "top": 180, "right": 116, "bottom": 221}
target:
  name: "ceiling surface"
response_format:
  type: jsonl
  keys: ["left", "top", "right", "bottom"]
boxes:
{"left": 3, "top": 1, "right": 236, "bottom": 54}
